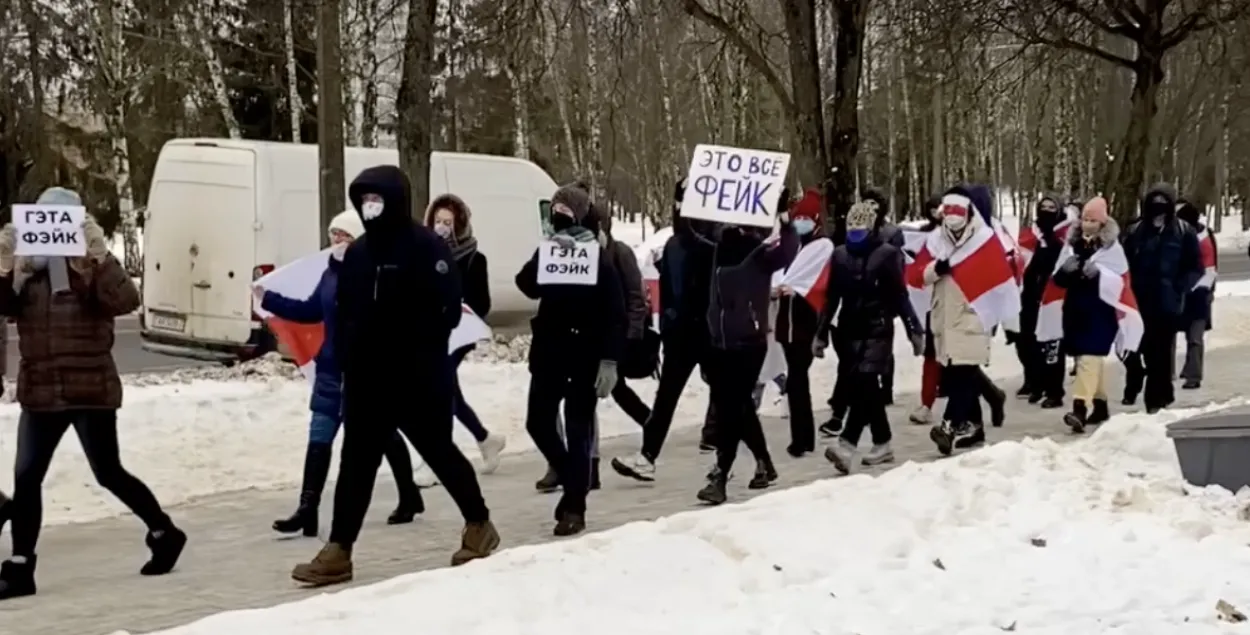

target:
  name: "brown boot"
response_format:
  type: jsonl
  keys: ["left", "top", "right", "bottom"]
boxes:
{"left": 291, "top": 542, "right": 353, "bottom": 587}
{"left": 451, "top": 520, "right": 500, "bottom": 566}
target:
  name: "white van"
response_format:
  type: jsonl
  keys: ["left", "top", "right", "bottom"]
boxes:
{"left": 140, "top": 138, "right": 555, "bottom": 362}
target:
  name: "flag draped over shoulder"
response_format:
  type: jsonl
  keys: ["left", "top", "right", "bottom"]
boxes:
{"left": 901, "top": 227, "right": 931, "bottom": 320}
{"left": 1194, "top": 231, "right": 1217, "bottom": 290}
{"left": 775, "top": 237, "right": 833, "bottom": 315}
{"left": 253, "top": 249, "right": 492, "bottom": 381}
{"left": 903, "top": 198, "right": 1020, "bottom": 333}
{"left": 1017, "top": 214, "right": 1075, "bottom": 269}
{"left": 1034, "top": 240, "right": 1143, "bottom": 355}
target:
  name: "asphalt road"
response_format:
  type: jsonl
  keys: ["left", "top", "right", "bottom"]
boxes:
{"left": 4, "top": 314, "right": 214, "bottom": 377}
{"left": 5, "top": 248, "right": 1249, "bottom": 378}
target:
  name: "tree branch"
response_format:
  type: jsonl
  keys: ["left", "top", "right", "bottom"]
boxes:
{"left": 1160, "top": 1, "right": 1250, "bottom": 51}
{"left": 681, "top": 0, "right": 795, "bottom": 118}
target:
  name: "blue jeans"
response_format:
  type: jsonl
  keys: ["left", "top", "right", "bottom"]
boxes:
{"left": 309, "top": 411, "right": 342, "bottom": 445}
{"left": 452, "top": 348, "right": 489, "bottom": 442}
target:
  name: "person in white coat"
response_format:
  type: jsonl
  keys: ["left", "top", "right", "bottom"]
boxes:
{"left": 924, "top": 185, "right": 996, "bottom": 455}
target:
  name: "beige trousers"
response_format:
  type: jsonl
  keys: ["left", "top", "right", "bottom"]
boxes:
{"left": 1072, "top": 355, "right": 1108, "bottom": 402}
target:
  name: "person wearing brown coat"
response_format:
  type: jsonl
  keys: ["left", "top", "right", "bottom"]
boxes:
{"left": 0, "top": 188, "right": 186, "bottom": 600}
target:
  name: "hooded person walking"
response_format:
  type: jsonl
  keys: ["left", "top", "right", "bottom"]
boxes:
{"left": 292, "top": 166, "right": 498, "bottom": 587}
{"left": 0, "top": 187, "right": 187, "bottom": 600}
{"left": 1018, "top": 193, "right": 1068, "bottom": 407}
{"left": 818, "top": 201, "right": 925, "bottom": 473}
{"left": 259, "top": 210, "right": 424, "bottom": 538}
{"left": 516, "top": 183, "right": 626, "bottom": 536}
{"left": 1121, "top": 183, "right": 1202, "bottom": 413}
{"left": 426, "top": 194, "right": 507, "bottom": 472}
{"left": 1175, "top": 198, "right": 1216, "bottom": 390}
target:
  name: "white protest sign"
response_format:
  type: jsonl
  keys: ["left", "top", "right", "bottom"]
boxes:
{"left": 680, "top": 144, "right": 791, "bottom": 229}
{"left": 13, "top": 204, "right": 87, "bottom": 257}
{"left": 536, "top": 240, "right": 600, "bottom": 286}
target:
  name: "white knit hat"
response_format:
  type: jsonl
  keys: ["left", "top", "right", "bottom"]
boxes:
{"left": 329, "top": 209, "right": 365, "bottom": 238}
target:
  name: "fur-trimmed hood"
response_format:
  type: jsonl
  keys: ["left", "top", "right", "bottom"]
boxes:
{"left": 424, "top": 193, "right": 474, "bottom": 241}
{"left": 1068, "top": 216, "right": 1120, "bottom": 249}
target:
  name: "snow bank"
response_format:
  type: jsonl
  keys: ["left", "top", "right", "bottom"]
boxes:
{"left": 141, "top": 402, "right": 1250, "bottom": 635}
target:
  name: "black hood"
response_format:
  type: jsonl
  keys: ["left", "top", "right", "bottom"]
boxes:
{"left": 349, "top": 165, "right": 412, "bottom": 234}
{"left": 1176, "top": 197, "right": 1202, "bottom": 227}
{"left": 1141, "top": 182, "right": 1178, "bottom": 219}
{"left": 923, "top": 194, "right": 942, "bottom": 224}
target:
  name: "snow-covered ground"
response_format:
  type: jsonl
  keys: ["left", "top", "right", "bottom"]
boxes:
{"left": 143, "top": 401, "right": 1250, "bottom": 635}
{"left": 7, "top": 211, "right": 1250, "bottom": 526}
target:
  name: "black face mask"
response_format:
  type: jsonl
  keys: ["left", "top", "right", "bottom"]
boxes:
{"left": 1144, "top": 198, "right": 1172, "bottom": 219}
{"left": 551, "top": 213, "right": 576, "bottom": 232}
{"left": 1036, "top": 210, "right": 1059, "bottom": 231}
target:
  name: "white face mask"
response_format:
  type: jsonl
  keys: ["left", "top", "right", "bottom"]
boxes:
{"left": 330, "top": 242, "right": 349, "bottom": 261}
{"left": 943, "top": 214, "right": 967, "bottom": 232}
{"left": 434, "top": 224, "right": 452, "bottom": 238}
{"left": 361, "top": 201, "right": 384, "bottom": 220}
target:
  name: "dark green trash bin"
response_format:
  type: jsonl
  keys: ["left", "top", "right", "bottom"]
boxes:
{"left": 1166, "top": 408, "right": 1250, "bottom": 492}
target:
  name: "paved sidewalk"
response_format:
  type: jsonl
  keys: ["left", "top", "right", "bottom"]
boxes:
{"left": 4, "top": 345, "right": 1247, "bottom": 635}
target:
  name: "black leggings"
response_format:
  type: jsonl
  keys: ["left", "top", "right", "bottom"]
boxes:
{"left": 526, "top": 373, "right": 598, "bottom": 515}
{"left": 707, "top": 345, "right": 771, "bottom": 474}
{"left": 839, "top": 372, "right": 891, "bottom": 445}
{"left": 10, "top": 409, "right": 172, "bottom": 558}
{"left": 330, "top": 385, "right": 489, "bottom": 547}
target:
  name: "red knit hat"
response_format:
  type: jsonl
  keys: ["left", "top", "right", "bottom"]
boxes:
{"left": 792, "top": 188, "right": 824, "bottom": 221}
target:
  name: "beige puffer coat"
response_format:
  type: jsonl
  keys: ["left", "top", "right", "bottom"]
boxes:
{"left": 923, "top": 214, "right": 993, "bottom": 366}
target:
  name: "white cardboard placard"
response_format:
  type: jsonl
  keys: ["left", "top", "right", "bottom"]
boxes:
{"left": 13, "top": 204, "right": 87, "bottom": 257}
{"left": 680, "top": 144, "right": 791, "bottom": 229}
{"left": 536, "top": 240, "right": 600, "bottom": 286}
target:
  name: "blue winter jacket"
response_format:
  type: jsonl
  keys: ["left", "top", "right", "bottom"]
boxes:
{"left": 261, "top": 259, "right": 343, "bottom": 418}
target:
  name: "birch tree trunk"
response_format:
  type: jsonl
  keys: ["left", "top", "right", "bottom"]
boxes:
{"left": 97, "top": 0, "right": 141, "bottom": 273}
{"left": 507, "top": 63, "right": 530, "bottom": 159}
{"left": 284, "top": 0, "right": 303, "bottom": 142}
{"left": 581, "top": 4, "right": 604, "bottom": 194}
{"left": 180, "top": 8, "right": 241, "bottom": 138}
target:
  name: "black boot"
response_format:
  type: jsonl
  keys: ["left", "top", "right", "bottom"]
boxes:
{"left": 697, "top": 469, "right": 729, "bottom": 505}
{"left": 1015, "top": 383, "right": 1033, "bottom": 399}
{"left": 986, "top": 386, "right": 1007, "bottom": 426}
{"left": 553, "top": 510, "right": 586, "bottom": 537}
{"left": 1088, "top": 399, "right": 1110, "bottom": 424}
{"left": 1064, "top": 400, "right": 1087, "bottom": 433}
{"left": 273, "top": 443, "right": 332, "bottom": 537}
{"left": 388, "top": 480, "right": 425, "bottom": 525}
{"left": 141, "top": 526, "right": 187, "bottom": 576}
{"left": 1039, "top": 396, "right": 1065, "bottom": 409}
{"left": 0, "top": 556, "right": 36, "bottom": 600}
{"left": 818, "top": 415, "right": 843, "bottom": 438}
{"left": 590, "top": 458, "right": 601, "bottom": 491}
{"left": 747, "top": 459, "right": 778, "bottom": 490}
{"left": 953, "top": 422, "right": 986, "bottom": 449}
{"left": 535, "top": 465, "right": 560, "bottom": 493}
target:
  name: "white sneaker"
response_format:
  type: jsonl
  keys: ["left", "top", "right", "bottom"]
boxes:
{"left": 823, "top": 438, "right": 857, "bottom": 475}
{"left": 478, "top": 434, "right": 506, "bottom": 475}
{"left": 909, "top": 405, "right": 932, "bottom": 425}
{"left": 413, "top": 461, "right": 439, "bottom": 488}
{"left": 610, "top": 453, "right": 656, "bottom": 482}
{"left": 862, "top": 442, "right": 895, "bottom": 466}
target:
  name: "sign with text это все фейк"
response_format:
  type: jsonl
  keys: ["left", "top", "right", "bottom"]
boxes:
{"left": 13, "top": 204, "right": 87, "bottom": 257}
{"left": 537, "top": 240, "right": 600, "bottom": 286}
{"left": 680, "top": 144, "right": 791, "bottom": 229}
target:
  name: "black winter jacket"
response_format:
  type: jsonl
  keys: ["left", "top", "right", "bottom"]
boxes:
{"left": 707, "top": 224, "right": 799, "bottom": 350}
{"left": 817, "top": 235, "right": 922, "bottom": 374}
{"left": 516, "top": 240, "right": 626, "bottom": 379}
{"left": 1122, "top": 184, "right": 1202, "bottom": 325}
{"left": 457, "top": 250, "right": 491, "bottom": 318}
{"left": 337, "top": 165, "right": 462, "bottom": 391}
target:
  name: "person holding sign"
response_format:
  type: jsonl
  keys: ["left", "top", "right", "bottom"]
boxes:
{"left": 816, "top": 202, "right": 925, "bottom": 474}
{"left": 258, "top": 210, "right": 425, "bottom": 538}
{"left": 515, "top": 183, "right": 626, "bottom": 537}
{"left": 696, "top": 188, "right": 799, "bottom": 506}
{"left": 0, "top": 187, "right": 187, "bottom": 600}
{"left": 292, "top": 166, "right": 498, "bottom": 588}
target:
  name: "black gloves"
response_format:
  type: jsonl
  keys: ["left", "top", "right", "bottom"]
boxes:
{"left": 673, "top": 177, "right": 687, "bottom": 203}
{"left": 776, "top": 187, "right": 791, "bottom": 216}
{"left": 933, "top": 259, "right": 952, "bottom": 276}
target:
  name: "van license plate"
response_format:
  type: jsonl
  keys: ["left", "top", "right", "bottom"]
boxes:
{"left": 150, "top": 312, "right": 187, "bottom": 333}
